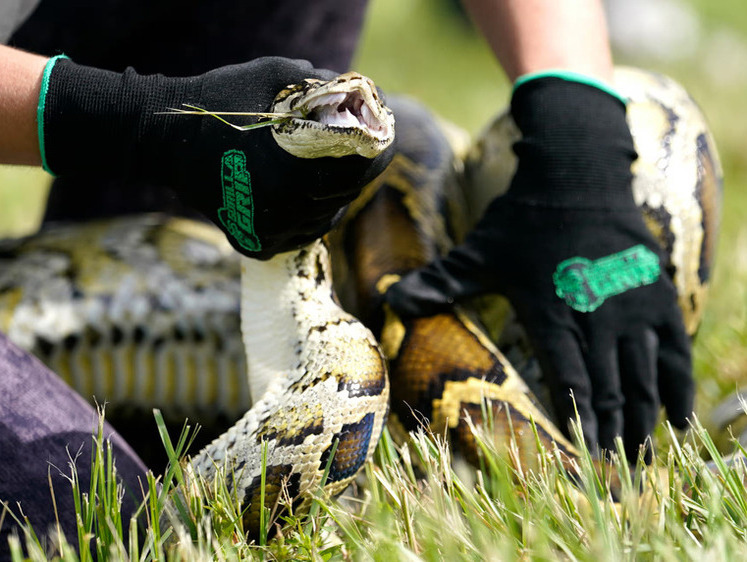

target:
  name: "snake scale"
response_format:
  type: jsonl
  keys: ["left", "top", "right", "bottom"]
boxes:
{"left": 0, "top": 68, "right": 722, "bottom": 536}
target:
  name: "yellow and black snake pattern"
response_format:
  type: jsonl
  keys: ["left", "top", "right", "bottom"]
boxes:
{"left": 0, "top": 68, "right": 722, "bottom": 535}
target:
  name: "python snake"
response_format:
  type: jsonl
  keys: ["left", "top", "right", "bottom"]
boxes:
{"left": 181, "top": 73, "right": 394, "bottom": 532}
{"left": 0, "top": 68, "right": 722, "bottom": 535}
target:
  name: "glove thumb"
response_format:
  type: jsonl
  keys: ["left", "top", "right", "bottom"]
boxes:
{"left": 385, "top": 244, "right": 498, "bottom": 317}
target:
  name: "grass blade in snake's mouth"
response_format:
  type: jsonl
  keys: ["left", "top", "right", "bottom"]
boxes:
{"left": 157, "top": 73, "right": 395, "bottom": 146}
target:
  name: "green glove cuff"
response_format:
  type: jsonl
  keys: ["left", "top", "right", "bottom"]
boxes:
{"left": 513, "top": 69, "right": 627, "bottom": 106}
{"left": 37, "top": 54, "right": 69, "bottom": 176}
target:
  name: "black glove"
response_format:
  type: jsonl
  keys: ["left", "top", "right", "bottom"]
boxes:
{"left": 39, "top": 56, "right": 393, "bottom": 259}
{"left": 386, "top": 76, "right": 692, "bottom": 460}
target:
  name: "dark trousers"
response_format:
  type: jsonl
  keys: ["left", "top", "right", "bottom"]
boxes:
{"left": 0, "top": 333, "right": 148, "bottom": 558}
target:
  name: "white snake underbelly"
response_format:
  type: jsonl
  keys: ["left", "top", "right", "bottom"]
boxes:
{"left": 0, "top": 67, "right": 723, "bottom": 535}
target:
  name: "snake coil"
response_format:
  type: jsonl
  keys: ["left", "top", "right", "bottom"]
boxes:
{"left": 0, "top": 67, "right": 722, "bottom": 536}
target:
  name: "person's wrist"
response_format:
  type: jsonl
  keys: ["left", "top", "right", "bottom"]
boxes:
{"left": 36, "top": 54, "right": 68, "bottom": 174}
{"left": 505, "top": 74, "right": 637, "bottom": 208}
{"left": 512, "top": 70, "right": 626, "bottom": 106}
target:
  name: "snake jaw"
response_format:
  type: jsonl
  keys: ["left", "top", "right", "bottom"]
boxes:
{"left": 271, "top": 72, "right": 395, "bottom": 159}
{"left": 304, "top": 91, "right": 391, "bottom": 140}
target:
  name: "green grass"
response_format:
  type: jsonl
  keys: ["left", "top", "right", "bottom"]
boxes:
{"left": 0, "top": 165, "right": 48, "bottom": 238}
{"left": 3, "top": 0, "right": 747, "bottom": 558}
{"left": 7, "top": 409, "right": 747, "bottom": 560}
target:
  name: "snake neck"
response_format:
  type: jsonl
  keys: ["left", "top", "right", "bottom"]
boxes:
{"left": 187, "top": 239, "right": 389, "bottom": 534}
{"left": 239, "top": 240, "right": 340, "bottom": 402}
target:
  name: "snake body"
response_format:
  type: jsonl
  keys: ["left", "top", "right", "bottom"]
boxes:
{"left": 0, "top": 217, "right": 249, "bottom": 422}
{"left": 0, "top": 68, "right": 722, "bottom": 534}
{"left": 191, "top": 241, "right": 389, "bottom": 533}
{"left": 186, "top": 73, "right": 393, "bottom": 531}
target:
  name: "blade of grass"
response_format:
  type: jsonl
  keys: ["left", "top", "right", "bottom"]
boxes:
{"left": 259, "top": 439, "right": 269, "bottom": 547}
{"left": 158, "top": 104, "right": 293, "bottom": 131}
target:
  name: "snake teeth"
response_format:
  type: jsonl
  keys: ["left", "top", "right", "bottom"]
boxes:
{"left": 271, "top": 72, "right": 395, "bottom": 159}
{"left": 303, "top": 91, "right": 390, "bottom": 140}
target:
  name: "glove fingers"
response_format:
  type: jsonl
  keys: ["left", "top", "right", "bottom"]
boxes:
{"left": 618, "top": 330, "right": 659, "bottom": 462}
{"left": 296, "top": 207, "right": 348, "bottom": 239}
{"left": 656, "top": 316, "right": 694, "bottom": 429}
{"left": 306, "top": 191, "right": 359, "bottom": 213}
{"left": 583, "top": 334, "right": 623, "bottom": 453}
{"left": 254, "top": 211, "right": 346, "bottom": 259}
{"left": 386, "top": 243, "right": 500, "bottom": 318}
{"left": 384, "top": 198, "right": 515, "bottom": 318}
{"left": 308, "top": 148, "right": 396, "bottom": 199}
{"left": 297, "top": 198, "right": 353, "bottom": 222}
{"left": 534, "top": 329, "right": 597, "bottom": 447}
{"left": 314, "top": 66, "right": 340, "bottom": 82}
{"left": 307, "top": 157, "right": 376, "bottom": 199}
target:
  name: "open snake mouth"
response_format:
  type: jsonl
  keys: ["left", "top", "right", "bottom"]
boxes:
{"left": 272, "top": 72, "right": 395, "bottom": 155}
{"left": 301, "top": 91, "right": 391, "bottom": 140}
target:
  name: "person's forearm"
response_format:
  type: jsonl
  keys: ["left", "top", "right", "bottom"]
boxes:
{"left": 461, "top": 0, "right": 614, "bottom": 83}
{"left": 0, "top": 45, "right": 48, "bottom": 166}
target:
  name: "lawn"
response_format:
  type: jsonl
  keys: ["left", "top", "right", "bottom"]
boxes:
{"left": 2, "top": 0, "right": 747, "bottom": 559}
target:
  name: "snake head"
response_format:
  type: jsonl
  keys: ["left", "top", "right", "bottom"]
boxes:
{"left": 271, "top": 72, "right": 395, "bottom": 159}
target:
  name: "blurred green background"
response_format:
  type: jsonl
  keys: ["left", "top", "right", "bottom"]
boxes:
{"left": 1, "top": 0, "right": 745, "bottom": 423}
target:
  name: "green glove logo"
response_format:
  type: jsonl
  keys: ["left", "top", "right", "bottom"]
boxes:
{"left": 218, "top": 149, "right": 261, "bottom": 252}
{"left": 553, "top": 245, "right": 661, "bottom": 312}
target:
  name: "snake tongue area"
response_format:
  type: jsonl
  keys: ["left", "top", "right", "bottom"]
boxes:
{"left": 305, "top": 92, "right": 388, "bottom": 136}
{"left": 271, "top": 72, "right": 395, "bottom": 159}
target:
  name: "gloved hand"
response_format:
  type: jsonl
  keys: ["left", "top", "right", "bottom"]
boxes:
{"left": 385, "top": 75, "right": 692, "bottom": 460}
{"left": 38, "top": 56, "right": 393, "bottom": 259}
